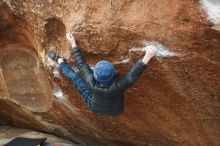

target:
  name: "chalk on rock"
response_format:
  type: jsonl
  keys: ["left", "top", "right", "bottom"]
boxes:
{"left": 53, "top": 88, "right": 65, "bottom": 100}
{"left": 200, "top": 0, "right": 220, "bottom": 25}
{"left": 121, "top": 58, "right": 130, "bottom": 64}
{"left": 47, "top": 57, "right": 57, "bottom": 67}
{"left": 46, "top": 57, "right": 61, "bottom": 78}
{"left": 129, "top": 41, "right": 181, "bottom": 58}
{"left": 52, "top": 67, "right": 61, "bottom": 78}
{"left": 144, "top": 41, "right": 179, "bottom": 57}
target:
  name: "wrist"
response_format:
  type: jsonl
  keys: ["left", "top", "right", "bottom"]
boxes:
{"left": 142, "top": 55, "right": 151, "bottom": 64}
{"left": 71, "top": 43, "right": 77, "bottom": 48}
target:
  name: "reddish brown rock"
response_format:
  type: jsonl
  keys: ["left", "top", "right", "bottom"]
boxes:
{"left": 0, "top": 1, "right": 219, "bottom": 145}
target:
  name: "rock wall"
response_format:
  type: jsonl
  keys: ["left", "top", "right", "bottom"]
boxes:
{"left": 0, "top": 0, "right": 219, "bottom": 145}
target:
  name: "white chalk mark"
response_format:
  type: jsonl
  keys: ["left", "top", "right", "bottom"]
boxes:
{"left": 129, "top": 41, "right": 182, "bottom": 58}
{"left": 46, "top": 57, "right": 57, "bottom": 67}
{"left": 53, "top": 88, "right": 65, "bottom": 100}
{"left": 46, "top": 58, "right": 62, "bottom": 78}
{"left": 144, "top": 41, "right": 181, "bottom": 57}
{"left": 121, "top": 58, "right": 130, "bottom": 64}
{"left": 200, "top": 0, "right": 220, "bottom": 24}
{"left": 111, "top": 58, "right": 131, "bottom": 65}
{"left": 52, "top": 67, "right": 61, "bottom": 78}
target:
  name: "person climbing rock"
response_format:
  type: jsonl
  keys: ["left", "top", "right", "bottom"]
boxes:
{"left": 48, "top": 32, "right": 157, "bottom": 116}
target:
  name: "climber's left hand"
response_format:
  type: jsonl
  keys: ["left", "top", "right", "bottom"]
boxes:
{"left": 66, "top": 32, "right": 77, "bottom": 48}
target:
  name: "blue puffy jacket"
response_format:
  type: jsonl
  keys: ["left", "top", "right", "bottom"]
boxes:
{"left": 72, "top": 47, "right": 147, "bottom": 116}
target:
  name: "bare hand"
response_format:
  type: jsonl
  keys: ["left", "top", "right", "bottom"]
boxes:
{"left": 142, "top": 45, "right": 157, "bottom": 64}
{"left": 144, "top": 45, "right": 157, "bottom": 58}
{"left": 66, "top": 32, "right": 77, "bottom": 47}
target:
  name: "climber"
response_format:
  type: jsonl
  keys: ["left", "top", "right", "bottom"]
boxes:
{"left": 48, "top": 32, "right": 157, "bottom": 116}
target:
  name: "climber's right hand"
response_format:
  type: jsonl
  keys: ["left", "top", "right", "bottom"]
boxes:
{"left": 66, "top": 32, "right": 77, "bottom": 48}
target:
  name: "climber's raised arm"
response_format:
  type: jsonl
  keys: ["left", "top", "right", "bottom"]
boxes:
{"left": 66, "top": 32, "right": 93, "bottom": 78}
{"left": 116, "top": 45, "right": 157, "bottom": 91}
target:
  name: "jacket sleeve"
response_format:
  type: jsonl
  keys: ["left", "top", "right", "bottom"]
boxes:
{"left": 71, "top": 47, "right": 93, "bottom": 86}
{"left": 116, "top": 59, "right": 147, "bottom": 91}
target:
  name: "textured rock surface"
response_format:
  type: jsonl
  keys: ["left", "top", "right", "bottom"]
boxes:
{"left": 0, "top": 0, "right": 219, "bottom": 145}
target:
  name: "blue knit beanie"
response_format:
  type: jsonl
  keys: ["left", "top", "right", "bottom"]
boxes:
{"left": 94, "top": 60, "right": 115, "bottom": 85}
